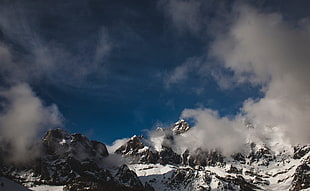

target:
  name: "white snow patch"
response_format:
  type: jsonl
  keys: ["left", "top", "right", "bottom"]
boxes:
{"left": 30, "top": 185, "right": 64, "bottom": 191}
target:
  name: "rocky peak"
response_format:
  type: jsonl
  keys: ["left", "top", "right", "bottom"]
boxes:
{"left": 115, "top": 135, "right": 144, "bottom": 155}
{"left": 42, "top": 129, "right": 108, "bottom": 159}
{"left": 172, "top": 119, "right": 191, "bottom": 135}
{"left": 248, "top": 143, "right": 274, "bottom": 166}
{"left": 43, "top": 128, "right": 69, "bottom": 142}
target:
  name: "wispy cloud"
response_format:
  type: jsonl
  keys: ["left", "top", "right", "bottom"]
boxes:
{"left": 0, "top": 2, "right": 113, "bottom": 87}
{"left": 159, "top": 0, "right": 202, "bottom": 35}
{"left": 164, "top": 57, "right": 202, "bottom": 88}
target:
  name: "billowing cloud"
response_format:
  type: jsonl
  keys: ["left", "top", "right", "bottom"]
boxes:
{"left": 211, "top": 4, "right": 310, "bottom": 144}
{"left": 0, "top": 83, "right": 62, "bottom": 163}
{"left": 169, "top": 4, "right": 310, "bottom": 154}
{"left": 176, "top": 109, "right": 245, "bottom": 155}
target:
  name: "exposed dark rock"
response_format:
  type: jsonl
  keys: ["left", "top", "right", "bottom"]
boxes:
{"left": 115, "top": 136, "right": 144, "bottom": 156}
{"left": 232, "top": 152, "right": 246, "bottom": 164}
{"left": 115, "top": 136, "right": 159, "bottom": 164}
{"left": 293, "top": 145, "right": 310, "bottom": 159}
{"left": 248, "top": 144, "right": 274, "bottom": 166}
{"left": 169, "top": 168, "right": 195, "bottom": 190}
{"left": 0, "top": 129, "right": 120, "bottom": 188}
{"left": 139, "top": 149, "right": 159, "bottom": 164}
{"left": 91, "top": 140, "right": 109, "bottom": 157}
{"left": 216, "top": 175, "right": 261, "bottom": 191}
{"left": 158, "top": 146, "right": 181, "bottom": 165}
{"left": 172, "top": 119, "right": 191, "bottom": 135}
{"left": 226, "top": 165, "right": 242, "bottom": 174}
{"left": 115, "top": 164, "right": 144, "bottom": 189}
{"left": 188, "top": 148, "right": 224, "bottom": 167}
{"left": 290, "top": 157, "right": 310, "bottom": 191}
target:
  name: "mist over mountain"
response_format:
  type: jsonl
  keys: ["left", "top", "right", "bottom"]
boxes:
{"left": 1, "top": 120, "right": 310, "bottom": 191}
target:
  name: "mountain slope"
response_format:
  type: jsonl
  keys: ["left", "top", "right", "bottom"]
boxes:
{"left": 0, "top": 129, "right": 154, "bottom": 191}
{"left": 0, "top": 120, "right": 309, "bottom": 191}
{"left": 115, "top": 120, "right": 310, "bottom": 191}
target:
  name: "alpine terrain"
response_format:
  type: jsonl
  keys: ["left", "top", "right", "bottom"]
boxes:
{"left": 1, "top": 120, "right": 310, "bottom": 191}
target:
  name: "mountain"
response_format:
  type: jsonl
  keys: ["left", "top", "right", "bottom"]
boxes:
{"left": 0, "top": 129, "right": 154, "bottom": 191}
{"left": 0, "top": 120, "right": 310, "bottom": 191}
{"left": 114, "top": 120, "right": 310, "bottom": 191}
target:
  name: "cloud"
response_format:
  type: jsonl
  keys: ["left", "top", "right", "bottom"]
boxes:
{"left": 164, "top": 57, "right": 201, "bottom": 88}
{"left": 0, "top": 83, "right": 62, "bottom": 164}
{"left": 106, "top": 138, "right": 129, "bottom": 153}
{"left": 94, "top": 27, "right": 113, "bottom": 67}
{"left": 211, "top": 4, "right": 310, "bottom": 144}
{"left": 176, "top": 108, "right": 246, "bottom": 155}
{"left": 159, "top": 0, "right": 202, "bottom": 34}
{"left": 0, "top": 2, "right": 112, "bottom": 87}
{"left": 177, "top": 3, "right": 310, "bottom": 154}
{"left": 0, "top": 1, "right": 114, "bottom": 164}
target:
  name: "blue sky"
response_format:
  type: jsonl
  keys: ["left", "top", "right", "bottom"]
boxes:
{"left": 0, "top": 0, "right": 310, "bottom": 145}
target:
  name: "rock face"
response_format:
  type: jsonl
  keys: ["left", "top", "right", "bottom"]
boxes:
{"left": 115, "top": 164, "right": 144, "bottom": 189}
{"left": 1, "top": 129, "right": 153, "bottom": 191}
{"left": 293, "top": 145, "right": 310, "bottom": 159}
{"left": 248, "top": 143, "right": 275, "bottom": 166}
{"left": 290, "top": 156, "right": 310, "bottom": 191}
{"left": 172, "top": 119, "right": 191, "bottom": 135}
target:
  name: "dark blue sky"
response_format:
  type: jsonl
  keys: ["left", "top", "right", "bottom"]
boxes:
{"left": 0, "top": 0, "right": 309, "bottom": 144}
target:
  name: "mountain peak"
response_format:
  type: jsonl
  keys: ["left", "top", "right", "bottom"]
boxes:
{"left": 43, "top": 128, "right": 69, "bottom": 141}
{"left": 172, "top": 119, "right": 191, "bottom": 135}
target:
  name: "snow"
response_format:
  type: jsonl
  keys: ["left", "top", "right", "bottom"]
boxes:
{"left": 128, "top": 164, "right": 176, "bottom": 191}
{"left": 138, "top": 146, "right": 149, "bottom": 154}
{"left": 129, "top": 164, "right": 175, "bottom": 177}
{"left": 30, "top": 185, "right": 64, "bottom": 191}
{"left": 2, "top": 125, "right": 310, "bottom": 191}
{"left": 126, "top": 146, "right": 310, "bottom": 191}
{"left": 59, "top": 139, "right": 66, "bottom": 145}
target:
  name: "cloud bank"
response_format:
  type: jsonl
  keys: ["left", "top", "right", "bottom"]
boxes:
{"left": 211, "top": 5, "right": 310, "bottom": 145}
{"left": 164, "top": 3, "right": 310, "bottom": 153}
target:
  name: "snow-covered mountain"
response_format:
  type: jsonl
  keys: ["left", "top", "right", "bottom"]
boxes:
{"left": 1, "top": 120, "right": 310, "bottom": 191}
{"left": 0, "top": 129, "right": 153, "bottom": 191}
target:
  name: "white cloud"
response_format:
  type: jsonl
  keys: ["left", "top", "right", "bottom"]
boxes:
{"left": 106, "top": 138, "right": 129, "bottom": 153}
{"left": 178, "top": 4, "right": 310, "bottom": 154}
{"left": 176, "top": 108, "right": 246, "bottom": 155}
{"left": 0, "top": 83, "right": 63, "bottom": 163}
{"left": 211, "top": 4, "right": 310, "bottom": 144}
